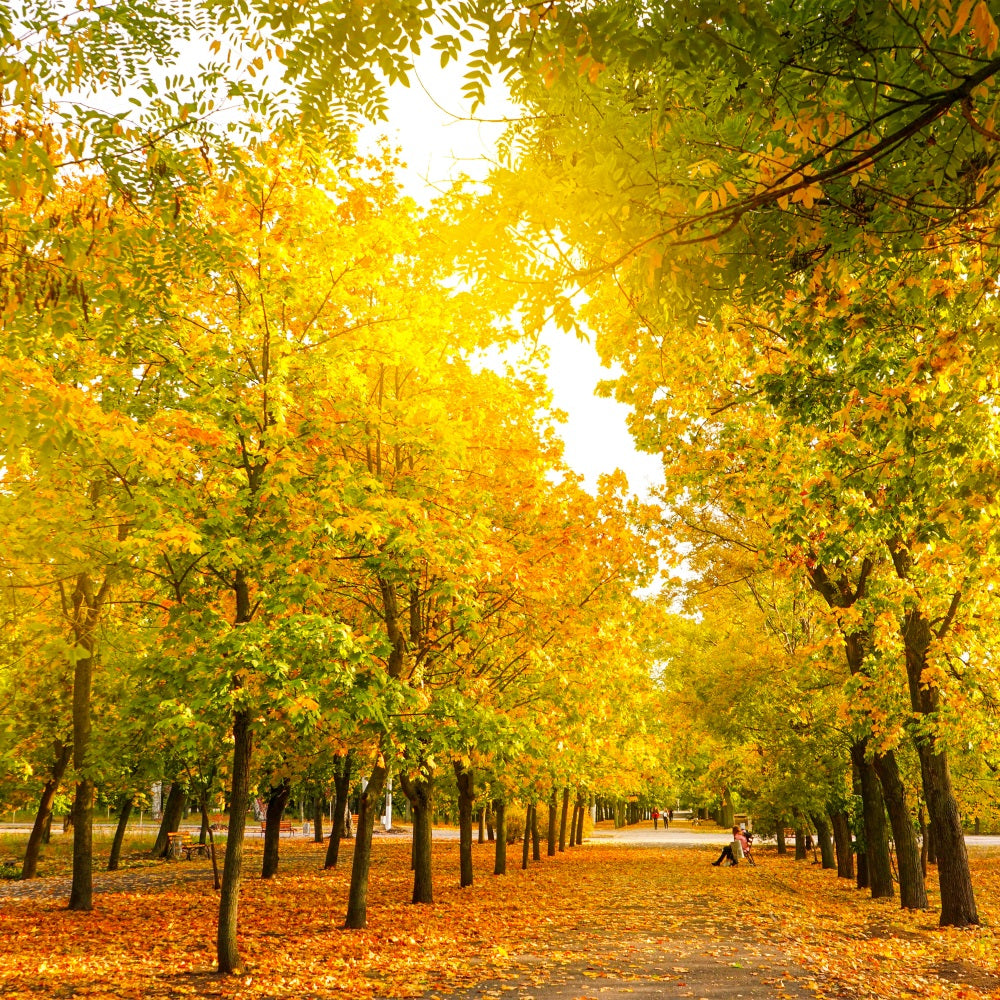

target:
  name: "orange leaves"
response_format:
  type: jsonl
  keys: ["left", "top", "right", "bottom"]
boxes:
{"left": 970, "top": 1, "right": 1000, "bottom": 53}
{"left": 942, "top": 1, "right": 999, "bottom": 54}
{"left": 5, "top": 837, "right": 1000, "bottom": 999}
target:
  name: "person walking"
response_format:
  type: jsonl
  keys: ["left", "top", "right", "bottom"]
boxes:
{"left": 652, "top": 807, "right": 660, "bottom": 830}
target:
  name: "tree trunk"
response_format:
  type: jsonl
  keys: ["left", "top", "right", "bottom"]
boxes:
{"left": 22, "top": 740, "right": 71, "bottom": 880}
{"left": 916, "top": 739, "right": 978, "bottom": 926}
{"left": 851, "top": 739, "right": 894, "bottom": 899}
{"left": 547, "top": 788, "right": 557, "bottom": 856}
{"left": 217, "top": 706, "right": 253, "bottom": 974}
{"left": 830, "top": 810, "right": 855, "bottom": 880}
{"left": 857, "top": 851, "right": 869, "bottom": 889}
{"left": 68, "top": 646, "right": 95, "bottom": 912}
{"left": 919, "top": 804, "right": 928, "bottom": 878}
{"left": 872, "top": 750, "right": 927, "bottom": 909}
{"left": 775, "top": 822, "right": 787, "bottom": 855}
{"left": 313, "top": 797, "right": 324, "bottom": 844}
{"left": 927, "top": 815, "right": 937, "bottom": 865}
{"left": 810, "top": 812, "right": 836, "bottom": 870}
{"left": 719, "top": 788, "right": 735, "bottom": 830}
{"left": 325, "top": 751, "right": 353, "bottom": 869}
{"left": 903, "top": 630, "right": 978, "bottom": 923}
{"left": 400, "top": 772, "right": 434, "bottom": 904}
{"left": 454, "top": 762, "right": 474, "bottom": 888}
{"left": 521, "top": 804, "right": 532, "bottom": 869}
{"left": 891, "top": 552, "right": 978, "bottom": 926}
{"left": 486, "top": 807, "right": 494, "bottom": 842}
{"left": 794, "top": 828, "right": 806, "bottom": 861}
{"left": 531, "top": 800, "right": 541, "bottom": 861}
{"left": 558, "top": 787, "right": 569, "bottom": 852}
{"left": 261, "top": 779, "right": 291, "bottom": 880}
{"left": 344, "top": 760, "right": 388, "bottom": 928}
{"left": 478, "top": 807, "right": 486, "bottom": 844}
{"left": 493, "top": 798, "right": 507, "bottom": 875}
{"left": 201, "top": 794, "right": 221, "bottom": 891}
{"left": 107, "top": 793, "right": 134, "bottom": 872}
{"left": 574, "top": 794, "right": 585, "bottom": 845}
{"left": 151, "top": 782, "right": 187, "bottom": 858}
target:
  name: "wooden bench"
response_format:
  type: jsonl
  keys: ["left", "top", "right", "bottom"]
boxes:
{"left": 260, "top": 820, "right": 293, "bottom": 837}
{"left": 166, "top": 832, "right": 210, "bottom": 861}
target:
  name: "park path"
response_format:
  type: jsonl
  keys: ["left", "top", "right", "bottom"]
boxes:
{"left": 423, "top": 829, "right": 832, "bottom": 1000}
{"left": 1, "top": 823, "right": 825, "bottom": 1000}
{"left": 4, "top": 822, "right": 999, "bottom": 999}
{"left": 0, "top": 821, "right": 735, "bottom": 904}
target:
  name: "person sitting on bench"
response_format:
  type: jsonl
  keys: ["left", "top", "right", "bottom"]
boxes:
{"left": 711, "top": 826, "right": 750, "bottom": 866}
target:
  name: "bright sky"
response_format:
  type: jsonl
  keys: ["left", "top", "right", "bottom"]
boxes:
{"left": 360, "top": 61, "right": 664, "bottom": 500}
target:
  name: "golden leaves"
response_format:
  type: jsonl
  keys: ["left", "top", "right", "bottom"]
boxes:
{"left": 5, "top": 836, "right": 1000, "bottom": 999}
{"left": 971, "top": 1, "right": 1000, "bottom": 53}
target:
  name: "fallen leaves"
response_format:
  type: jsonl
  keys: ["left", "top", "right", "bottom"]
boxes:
{"left": 1, "top": 836, "right": 999, "bottom": 999}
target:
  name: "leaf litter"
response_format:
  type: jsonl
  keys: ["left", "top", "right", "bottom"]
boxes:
{"left": 1, "top": 837, "right": 999, "bottom": 999}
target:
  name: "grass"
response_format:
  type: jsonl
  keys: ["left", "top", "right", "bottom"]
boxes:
{"left": 0, "top": 827, "right": 183, "bottom": 878}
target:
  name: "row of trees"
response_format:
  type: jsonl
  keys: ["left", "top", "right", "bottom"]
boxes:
{"left": 0, "top": 132, "right": 671, "bottom": 975}
{"left": 483, "top": 0, "right": 1000, "bottom": 928}
{"left": 8, "top": 0, "right": 1000, "bottom": 970}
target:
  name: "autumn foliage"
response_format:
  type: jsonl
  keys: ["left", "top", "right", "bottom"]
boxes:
{"left": 3, "top": 834, "right": 1000, "bottom": 999}
{"left": 7, "top": 1, "right": 1000, "bottom": 989}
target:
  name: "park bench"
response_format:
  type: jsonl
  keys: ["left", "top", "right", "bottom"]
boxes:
{"left": 260, "top": 820, "right": 293, "bottom": 837}
{"left": 166, "top": 831, "right": 210, "bottom": 861}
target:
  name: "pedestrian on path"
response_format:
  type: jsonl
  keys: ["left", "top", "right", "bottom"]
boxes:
{"left": 652, "top": 807, "right": 660, "bottom": 830}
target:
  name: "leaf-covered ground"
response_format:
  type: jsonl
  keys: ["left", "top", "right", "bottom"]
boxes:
{"left": 2, "top": 825, "right": 999, "bottom": 999}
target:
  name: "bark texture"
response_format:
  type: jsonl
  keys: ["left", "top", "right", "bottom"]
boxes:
{"left": 261, "top": 778, "right": 291, "bottom": 880}
{"left": 810, "top": 812, "right": 836, "bottom": 870}
{"left": 400, "top": 772, "right": 434, "bottom": 904}
{"left": 22, "top": 740, "right": 71, "bottom": 880}
{"left": 312, "top": 796, "right": 324, "bottom": 844}
{"left": 325, "top": 751, "right": 353, "bottom": 868}
{"left": 493, "top": 798, "right": 507, "bottom": 875}
{"left": 830, "top": 810, "right": 855, "bottom": 880}
{"left": 558, "top": 787, "right": 569, "bottom": 852}
{"left": 872, "top": 750, "right": 927, "bottom": 909}
{"left": 151, "top": 782, "right": 187, "bottom": 858}
{"left": 852, "top": 741, "right": 895, "bottom": 899}
{"left": 107, "top": 793, "right": 134, "bottom": 873}
{"left": 521, "top": 804, "right": 532, "bottom": 870}
{"left": 454, "top": 762, "right": 474, "bottom": 888}
{"left": 547, "top": 788, "right": 557, "bottom": 856}
{"left": 345, "top": 760, "right": 388, "bottom": 928}
{"left": 217, "top": 707, "right": 253, "bottom": 974}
